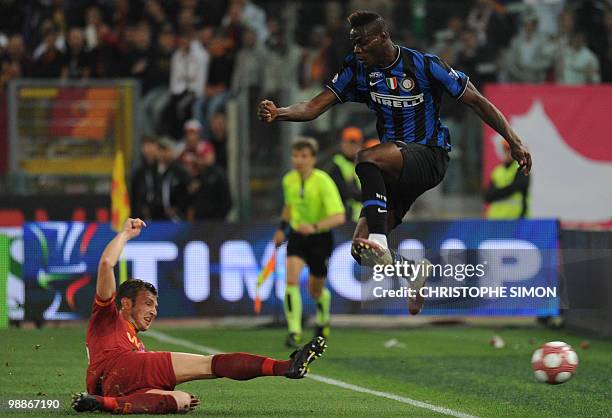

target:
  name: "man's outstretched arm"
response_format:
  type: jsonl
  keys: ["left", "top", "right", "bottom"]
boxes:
{"left": 257, "top": 89, "right": 338, "bottom": 122}
{"left": 460, "top": 81, "right": 532, "bottom": 175}
{"left": 96, "top": 218, "right": 146, "bottom": 300}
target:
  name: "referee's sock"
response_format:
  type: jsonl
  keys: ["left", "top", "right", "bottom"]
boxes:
{"left": 284, "top": 285, "right": 302, "bottom": 335}
{"left": 355, "top": 162, "right": 388, "bottom": 241}
{"left": 315, "top": 287, "right": 331, "bottom": 327}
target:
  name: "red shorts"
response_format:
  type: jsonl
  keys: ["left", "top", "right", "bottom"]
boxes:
{"left": 101, "top": 351, "right": 176, "bottom": 396}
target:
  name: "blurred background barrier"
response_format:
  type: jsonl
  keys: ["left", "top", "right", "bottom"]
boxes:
{"left": 483, "top": 85, "right": 612, "bottom": 224}
{"left": 560, "top": 229, "right": 612, "bottom": 337}
{"left": 6, "top": 79, "right": 140, "bottom": 195}
{"left": 7, "top": 219, "right": 564, "bottom": 322}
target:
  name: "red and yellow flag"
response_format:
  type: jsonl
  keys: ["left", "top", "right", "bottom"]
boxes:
{"left": 254, "top": 250, "right": 276, "bottom": 315}
{"left": 111, "top": 151, "right": 130, "bottom": 232}
{"left": 111, "top": 151, "right": 130, "bottom": 283}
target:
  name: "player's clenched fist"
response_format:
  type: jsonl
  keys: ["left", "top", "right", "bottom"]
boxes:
{"left": 257, "top": 99, "right": 278, "bottom": 122}
{"left": 123, "top": 218, "right": 147, "bottom": 239}
{"left": 509, "top": 142, "right": 532, "bottom": 175}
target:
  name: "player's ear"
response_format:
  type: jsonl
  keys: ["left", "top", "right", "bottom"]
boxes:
{"left": 120, "top": 296, "right": 132, "bottom": 310}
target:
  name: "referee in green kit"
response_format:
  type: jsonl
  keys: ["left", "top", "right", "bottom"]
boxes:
{"left": 274, "top": 138, "right": 346, "bottom": 348}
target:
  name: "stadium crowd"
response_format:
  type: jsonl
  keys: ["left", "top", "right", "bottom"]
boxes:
{"left": 1, "top": 0, "right": 610, "bottom": 218}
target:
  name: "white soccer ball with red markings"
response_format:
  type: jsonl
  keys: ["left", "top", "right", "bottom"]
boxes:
{"left": 531, "top": 341, "right": 578, "bottom": 384}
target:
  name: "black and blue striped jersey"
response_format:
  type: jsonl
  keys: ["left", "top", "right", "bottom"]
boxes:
{"left": 326, "top": 45, "right": 469, "bottom": 150}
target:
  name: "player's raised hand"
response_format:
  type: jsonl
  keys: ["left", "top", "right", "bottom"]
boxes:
{"left": 510, "top": 142, "right": 532, "bottom": 175}
{"left": 123, "top": 218, "right": 146, "bottom": 239}
{"left": 257, "top": 99, "right": 278, "bottom": 122}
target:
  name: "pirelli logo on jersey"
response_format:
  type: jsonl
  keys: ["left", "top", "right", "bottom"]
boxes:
{"left": 370, "top": 91, "right": 424, "bottom": 108}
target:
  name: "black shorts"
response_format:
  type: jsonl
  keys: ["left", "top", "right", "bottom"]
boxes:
{"left": 361, "top": 142, "right": 449, "bottom": 228}
{"left": 286, "top": 230, "right": 333, "bottom": 277}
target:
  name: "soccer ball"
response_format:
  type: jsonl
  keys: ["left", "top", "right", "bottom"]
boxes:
{"left": 531, "top": 341, "right": 579, "bottom": 384}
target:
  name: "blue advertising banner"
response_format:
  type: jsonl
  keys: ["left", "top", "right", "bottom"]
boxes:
{"left": 22, "top": 220, "right": 559, "bottom": 320}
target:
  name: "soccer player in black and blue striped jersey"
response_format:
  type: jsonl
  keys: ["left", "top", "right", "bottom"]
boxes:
{"left": 258, "top": 10, "right": 532, "bottom": 314}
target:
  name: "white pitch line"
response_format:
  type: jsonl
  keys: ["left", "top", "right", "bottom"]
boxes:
{"left": 144, "top": 330, "right": 478, "bottom": 418}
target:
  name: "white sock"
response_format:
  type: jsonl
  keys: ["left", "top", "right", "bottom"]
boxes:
{"left": 368, "top": 233, "right": 388, "bottom": 249}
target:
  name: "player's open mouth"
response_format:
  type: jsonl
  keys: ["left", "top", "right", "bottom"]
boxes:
{"left": 144, "top": 317, "right": 152, "bottom": 325}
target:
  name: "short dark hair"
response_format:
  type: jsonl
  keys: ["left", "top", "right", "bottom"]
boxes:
{"left": 347, "top": 10, "right": 384, "bottom": 30}
{"left": 118, "top": 279, "right": 157, "bottom": 304}
{"left": 292, "top": 137, "right": 319, "bottom": 156}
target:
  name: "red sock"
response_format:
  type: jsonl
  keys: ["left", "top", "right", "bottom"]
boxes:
{"left": 211, "top": 353, "right": 291, "bottom": 380}
{"left": 94, "top": 393, "right": 178, "bottom": 414}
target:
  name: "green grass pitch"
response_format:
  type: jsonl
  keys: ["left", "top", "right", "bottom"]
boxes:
{"left": 1, "top": 325, "right": 611, "bottom": 417}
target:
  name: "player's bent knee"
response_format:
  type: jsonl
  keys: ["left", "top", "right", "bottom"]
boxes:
{"left": 356, "top": 149, "right": 376, "bottom": 165}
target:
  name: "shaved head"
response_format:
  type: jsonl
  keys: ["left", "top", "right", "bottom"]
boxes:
{"left": 347, "top": 10, "right": 384, "bottom": 29}
{"left": 347, "top": 10, "right": 394, "bottom": 67}
{"left": 348, "top": 11, "right": 387, "bottom": 38}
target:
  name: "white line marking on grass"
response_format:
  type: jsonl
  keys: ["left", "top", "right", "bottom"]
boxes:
{"left": 146, "top": 330, "right": 221, "bottom": 354}
{"left": 307, "top": 374, "right": 478, "bottom": 418}
{"left": 144, "top": 330, "right": 478, "bottom": 418}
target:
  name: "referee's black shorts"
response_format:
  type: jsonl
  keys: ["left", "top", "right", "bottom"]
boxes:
{"left": 359, "top": 142, "right": 449, "bottom": 229}
{"left": 286, "top": 230, "right": 334, "bottom": 277}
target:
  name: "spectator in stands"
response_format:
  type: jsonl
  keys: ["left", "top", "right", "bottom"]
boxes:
{"left": 261, "top": 19, "right": 301, "bottom": 98}
{"left": 557, "top": 32, "right": 601, "bottom": 84}
{"left": 574, "top": 0, "right": 608, "bottom": 70}
{"left": 326, "top": 127, "right": 363, "bottom": 223}
{"left": 33, "top": 26, "right": 64, "bottom": 78}
{"left": 503, "top": 14, "right": 553, "bottom": 83}
{"left": 178, "top": 119, "right": 216, "bottom": 177}
{"left": 484, "top": 142, "right": 530, "bottom": 219}
{"left": 209, "top": 112, "right": 228, "bottom": 169}
{"left": 1, "top": 34, "right": 32, "bottom": 76}
{"left": 299, "top": 25, "right": 330, "bottom": 89}
{"left": 142, "top": 24, "right": 174, "bottom": 136}
{"left": 61, "top": 27, "right": 92, "bottom": 79}
{"left": 121, "top": 22, "right": 153, "bottom": 89}
{"left": 143, "top": 0, "right": 169, "bottom": 41}
{"left": 187, "top": 144, "right": 232, "bottom": 221}
{"left": 456, "top": 29, "right": 497, "bottom": 88}
{"left": 324, "top": 1, "right": 352, "bottom": 82}
{"left": 223, "top": 0, "right": 268, "bottom": 46}
{"left": 431, "top": 16, "right": 464, "bottom": 60}
{"left": 156, "top": 137, "right": 191, "bottom": 221}
{"left": 131, "top": 136, "right": 160, "bottom": 221}
{"left": 193, "top": 30, "right": 236, "bottom": 134}
{"left": 177, "top": 7, "right": 200, "bottom": 40}
{"left": 0, "top": 59, "right": 21, "bottom": 91}
{"left": 161, "top": 32, "right": 208, "bottom": 139}
{"left": 604, "top": 9, "right": 612, "bottom": 82}
{"left": 466, "top": 0, "right": 513, "bottom": 50}
{"left": 84, "top": 6, "right": 103, "bottom": 50}
{"left": 231, "top": 26, "right": 266, "bottom": 95}
{"left": 32, "top": 19, "right": 63, "bottom": 60}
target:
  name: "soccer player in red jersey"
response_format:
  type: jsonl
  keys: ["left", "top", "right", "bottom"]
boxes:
{"left": 72, "top": 218, "right": 326, "bottom": 414}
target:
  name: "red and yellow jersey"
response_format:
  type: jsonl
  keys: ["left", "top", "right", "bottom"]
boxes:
{"left": 85, "top": 294, "right": 146, "bottom": 394}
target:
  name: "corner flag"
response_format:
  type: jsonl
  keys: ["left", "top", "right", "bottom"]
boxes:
{"left": 111, "top": 151, "right": 130, "bottom": 283}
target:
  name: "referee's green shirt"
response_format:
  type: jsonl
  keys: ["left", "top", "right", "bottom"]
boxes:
{"left": 282, "top": 169, "right": 345, "bottom": 232}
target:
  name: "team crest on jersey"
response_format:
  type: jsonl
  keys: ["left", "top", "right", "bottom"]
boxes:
{"left": 399, "top": 77, "right": 415, "bottom": 92}
{"left": 385, "top": 77, "right": 398, "bottom": 89}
